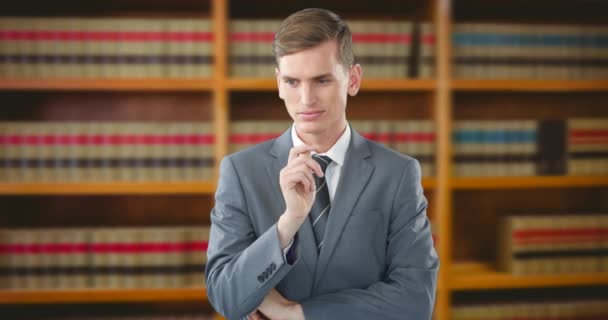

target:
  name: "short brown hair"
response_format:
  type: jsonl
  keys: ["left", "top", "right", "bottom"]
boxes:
{"left": 272, "top": 8, "right": 355, "bottom": 69}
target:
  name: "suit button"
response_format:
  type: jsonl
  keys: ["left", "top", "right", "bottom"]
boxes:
{"left": 270, "top": 263, "right": 276, "bottom": 271}
{"left": 263, "top": 271, "right": 268, "bottom": 279}
{"left": 266, "top": 267, "right": 271, "bottom": 274}
{"left": 258, "top": 275, "right": 264, "bottom": 283}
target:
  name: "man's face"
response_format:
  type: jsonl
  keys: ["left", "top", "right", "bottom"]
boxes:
{"left": 276, "top": 40, "right": 360, "bottom": 137}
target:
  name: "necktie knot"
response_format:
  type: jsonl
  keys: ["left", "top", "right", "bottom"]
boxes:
{"left": 312, "top": 155, "right": 332, "bottom": 174}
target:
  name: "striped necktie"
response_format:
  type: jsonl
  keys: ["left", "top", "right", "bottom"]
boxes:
{"left": 310, "top": 154, "right": 332, "bottom": 252}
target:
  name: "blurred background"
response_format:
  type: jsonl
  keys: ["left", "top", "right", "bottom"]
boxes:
{"left": 0, "top": 0, "right": 607, "bottom": 319}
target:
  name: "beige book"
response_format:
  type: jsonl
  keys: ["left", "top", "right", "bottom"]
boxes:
{"left": 398, "top": 21, "right": 412, "bottom": 78}
{"left": 188, "top": 122, "right": 205, "bottom": 181}
{"left": 4, "top": 230, "right": 27, "bottom": 289}
{"left": 91, "top": 229, "right": 111, "bottom": 288}
{"left": 0, "top": 230, "right": 11, "bottom": 289}
{"left": 196, "top": 19, "right": 214, "bottom": 78}
{"left": 256, "top": 20, "right": 281, "bottom": 78}
{"left": 55, "top": 229, "right": 87, "bottom": 289}
{"left": 419, "top": 23, "right": 435, "bottom": 78}
{"left": 228, "top": 121, "right": 242, "bottom": 154}
{"left": 115, "top": 228, "right": 137, "bottom": 288}
{"left": 202, "top": 121, "right": 215, "bottom": 181}
{"left": 35, "top": 229, "right": 57, "bottom": 289}
{"left": 17, "top": 229, "right": 36, "bottom": 289}
{"left": 229, "top": 20, "right": 254, "bottom": 77}
{"left": 183, "top": 227, "right": 210, "bottom": 288}
{"left": 0, "top": 123, "right": 17, "bottom": 181}
{"left": 601, "top": 215, "right": 608, "bottom": 273}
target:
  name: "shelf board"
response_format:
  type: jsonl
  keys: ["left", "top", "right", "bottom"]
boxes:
{"left": 450, "top": 262, "right": 608, "bottom": 290}
{"left": 452, "top": 79, "right": 608, "bottom": 92}
{"left": 0, "top": 78, "right": 214, "bottom": 91}
{"left": 0, "top": 288, "right": 207, "bottom": 304}
{"left": 452, "top": 176, "right": 608, "bottom": 190}
{"left": 0, "top": 182, "right": 216, "bottom": 195}
{"left": 422, "top": 177, "right": 436, "bottom": 190}
{"left": 226, "top": 78, "right": 436, "bottom": 91}
{"left": 0, "top": 179, "right": 433, "bottom": 195}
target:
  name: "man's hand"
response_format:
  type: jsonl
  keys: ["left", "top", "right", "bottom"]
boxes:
{"left": 248, "top": 289, "right": 304, "bottom": 320}
{"left": 277, "top": 144, "right": 323, "bottom": 248}
{"left": 280, "top": 144, "right": 323, "bottom": 218}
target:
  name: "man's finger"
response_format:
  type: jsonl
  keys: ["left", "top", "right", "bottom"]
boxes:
{"left": 288, "top": 144, "right": 317, "bottom": 162}
{"left": 286, "top": 155, "right": 324, "bottom": 177}
{"left": 284, "top": 169, "right": 314, "bottom": 192}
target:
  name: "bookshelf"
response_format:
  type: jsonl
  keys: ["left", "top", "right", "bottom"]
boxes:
{"left": 450, "top": 262, "right": 608, "bottom": 290}
{"left": 452, "top": 79, "right": 608, "bottom": 92}
{"left": 0, "top": 79, "right": 216, "bottom": 91}
{"left": 0, "top": 0, "right": 607, "bottom": 319}
{"left": 0, "top": 182, "right": 217, "bottom": 195}
{"left": 0, "top": 288, "right": 207, "bottom": 304}
{"left": 452, "top": 176, "right": 608, "bottom": 190}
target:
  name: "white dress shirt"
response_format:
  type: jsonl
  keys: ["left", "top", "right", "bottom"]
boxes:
{"left": 291, "top": 123, "right": 351, "bottom": 201}
{"left": 281, "top": 123, "right": 351, "bottom": 258}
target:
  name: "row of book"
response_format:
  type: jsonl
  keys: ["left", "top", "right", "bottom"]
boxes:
{"left": 498, "top": 213, "right": 608, "bottom": 275}
{"left": 4, "top": 16, "right": 607, "bottom": 80}
{"left": 453, "top": 299, "right": 608, "bottom": 319}
{"left": 230, "top": 120, "right": 436, "bottom": 177}
{"left": 453, "top": 120, "right": 537, "bottom": 177}
{"left": 0, "top": 122, "right": 215, "bottom": 182}
{"left": 452, "top": 23, "right": 608, "bottom": 79}
{"left": 568, "top": 118, "right": 608, "bottom": 175}
{"left": 230, "top": 118, "right": 608, "bottom": 177}
{"left": 455, "top": 118, "right": 608, "bottom": 176}
{"left": 0, "top": 17, "right": 213, "bottom": 78}
{"left": 230, "top": 20, "right": 418, "bottom": 78}
{"left": 0, "top": 227, "right": 209, "bottom": 290}
{"left": 1, "top": 118, "right": 605, "bottom": 181}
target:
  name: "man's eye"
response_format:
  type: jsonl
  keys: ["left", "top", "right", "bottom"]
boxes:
{"left": 285, "top": 79, "right": 297, "bottom": 86}
{"left": 318, "top": 78, "right": 330, "bottom": 84}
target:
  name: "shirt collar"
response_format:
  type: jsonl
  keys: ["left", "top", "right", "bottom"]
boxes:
{"left": 291, "top": 122, "right": 350, "bottom": 167}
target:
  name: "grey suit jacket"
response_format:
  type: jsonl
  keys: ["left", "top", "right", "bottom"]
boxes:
{"left": 205, "top": 126, "right": 439, "bottom": 320}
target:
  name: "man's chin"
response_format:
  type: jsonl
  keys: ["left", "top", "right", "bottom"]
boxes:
{"left": 295, "top": 121, "right": 324, "bottom": 134}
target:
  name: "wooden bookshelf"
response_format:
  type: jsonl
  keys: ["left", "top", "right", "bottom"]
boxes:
{"left": 450, "top": 262, "right": 608, "bottom": 290}
{"left": 0, "top": 180, "right": 435, "bottom": 195}
{"left": 0, "top": 288, "right": 207, "bottom": 304}
{"left": 0, "top": 182, "right": 216, "bottom": 195}
{"left": 452, "top": 79, "right": 608, "bottom": 92}
{"left": 452, "top": 176, "right": 608, "bottom": 190}
{"left": 1, "top": 0, "right": 607, "bottom": 319}
{"left": 422, "top": 178, "right": 437, "bottom": 190}
{"left": 0, "top": 79, "right": 215, "bottom": 91}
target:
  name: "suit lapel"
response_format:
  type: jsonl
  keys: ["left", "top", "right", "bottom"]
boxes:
{"left": 268, "top": 128, "right": 318, "bottom": 275}
{"left": 313, "top": 127, "right": 375, "bottom": 290}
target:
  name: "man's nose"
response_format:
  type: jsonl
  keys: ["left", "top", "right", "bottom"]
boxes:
{"left": 299, "top": 84, "right": 317, "bottom": 106}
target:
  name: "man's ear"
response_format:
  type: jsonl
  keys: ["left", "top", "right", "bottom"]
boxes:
{"left": 276, "top": 68, "right": 284, "bottom": 99}
{"left": 348, "top": 64, "right": 362, "bottom": 96}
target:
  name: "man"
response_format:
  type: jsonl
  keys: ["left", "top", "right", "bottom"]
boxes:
{"left": 205, "top": 8, "right": 439, "bottom": 320}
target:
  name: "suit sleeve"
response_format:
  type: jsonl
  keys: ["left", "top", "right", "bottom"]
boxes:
{"left": 205, "top": 156, "right": 299, "bottom": 320}
{"left": 300, "top": 159, "right": 439, "bottom": 320}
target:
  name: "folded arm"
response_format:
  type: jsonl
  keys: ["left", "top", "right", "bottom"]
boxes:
{"left": 205, "top": 157, "right": 299, "bottom": 320}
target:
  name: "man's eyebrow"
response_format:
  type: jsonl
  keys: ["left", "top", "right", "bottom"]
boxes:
{"left": 281, "top": 75, "right": 298, "bottom": 81}
{"left": 312, "top": 73, "right": 333, "bottom": 80}
{"left": 281, "top": 73, "right": 333, "bottom": 81}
